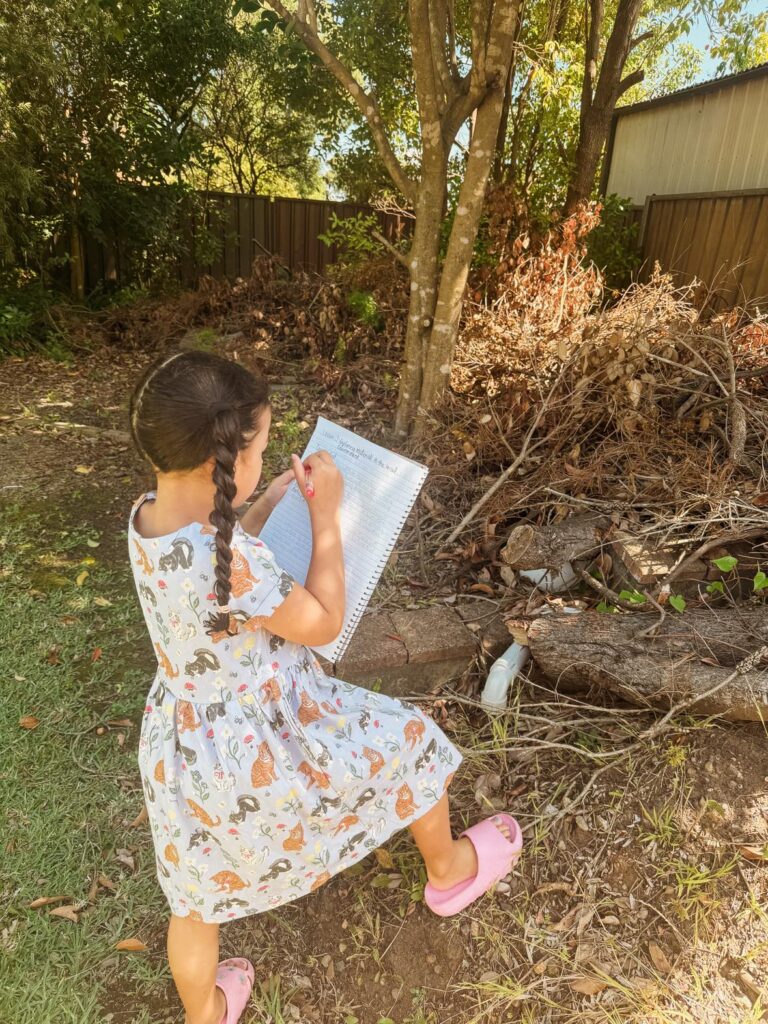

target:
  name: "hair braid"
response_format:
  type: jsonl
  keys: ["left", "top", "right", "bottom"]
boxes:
{"left": 203, "top": 411, "right": 240, "bottom": 638}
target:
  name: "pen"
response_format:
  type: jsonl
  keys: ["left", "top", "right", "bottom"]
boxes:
{"left": 303, "top": 462, "right": 314, "bottom": 498}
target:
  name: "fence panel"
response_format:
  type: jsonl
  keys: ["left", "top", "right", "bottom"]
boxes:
{"left": 639, "top": 188, "right": 768, "bottom": 309}
{"left": 49, "top": 191, "right": 410, "bottom": 294}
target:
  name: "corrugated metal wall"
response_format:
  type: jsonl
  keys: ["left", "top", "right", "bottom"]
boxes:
{"left": 638, "top": 189, "right": 768, "bottom": 309}
{"left": 606, "top": 74, "right": 768, "bottom": 204}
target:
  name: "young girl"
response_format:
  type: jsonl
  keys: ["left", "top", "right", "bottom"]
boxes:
{"left": 127, "top": 349, "right": 522, "bottom": 1024}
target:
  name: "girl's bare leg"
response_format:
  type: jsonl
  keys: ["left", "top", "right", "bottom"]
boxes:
{"left": 408, "top": 791, "right": 512, "bottom": 890}
{"left": 167, "top": 914, "right": 226, "bottom": 1024}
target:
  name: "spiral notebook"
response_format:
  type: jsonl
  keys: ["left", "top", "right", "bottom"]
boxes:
{"left": 259, "top": 415, "right": 429, "bottom": 663}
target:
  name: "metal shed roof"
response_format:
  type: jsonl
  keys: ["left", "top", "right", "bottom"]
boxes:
{"left": 613, "top": 60, "right": 768, "bottom": 119}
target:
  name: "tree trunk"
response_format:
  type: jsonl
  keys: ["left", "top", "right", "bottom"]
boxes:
{"left": 411, "top": 8, "right": 519, "bottom": 437}
{"left": 70, "top": 216, "right": 84, "bottom": 301}
{"left": 526, "top": 607, "right": 768, "bottom": 721}
{"left": 563, "top": 105, "right": 613, "bottom": 214}
{"left": 563, "top": 0, "right": 644, "bottom": 215}
{"left": 393, "top": 164, "right": 447, "bottom": 437}
{"left": 262, "top": 0, "right": 518, "bottom": 438}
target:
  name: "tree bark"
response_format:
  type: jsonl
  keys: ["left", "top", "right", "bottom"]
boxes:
{"left": 70, "top": 212, "right": 84, "bottom": 301}
{"left": 394, "top": 164, "right": 447, "bottom": 436}
{"left": 526, "top": 607, "right": 768, "bottom": 721}
{"left": 410, "top": 0, "right": 519, "bottom": 437}
{"left": 562, "top": 0, "right": 644, "bottom": 214}
{"left": 500, "top": 515, "right": 610, "bottom": 570}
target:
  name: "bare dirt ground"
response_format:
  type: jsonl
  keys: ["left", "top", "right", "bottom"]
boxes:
{"left": 2, "top": 320, "right": 767, "bottom": 1024}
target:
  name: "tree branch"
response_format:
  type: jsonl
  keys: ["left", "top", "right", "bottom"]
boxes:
{"left": 427, "top": 0, "right": 456, "bottom": 110}
{"left": 263, "top": 0, "right": 416, "bottom": 203}
{"left": 618, "top": 66, "right": 644, "bottom": 96}
{"left": 372, "top": 229, "right": 411, "bottom": 268}
{"left": 629, "top": 28, "right": 654, "bottom": 51}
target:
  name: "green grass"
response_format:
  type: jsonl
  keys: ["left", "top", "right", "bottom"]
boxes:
{"left": 0, "top": 500, "right": 170, "bottom": 1023}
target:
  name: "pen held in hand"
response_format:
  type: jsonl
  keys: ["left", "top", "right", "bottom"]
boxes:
{"left": 303, "top": 462, "right": 314, "bottom": 498}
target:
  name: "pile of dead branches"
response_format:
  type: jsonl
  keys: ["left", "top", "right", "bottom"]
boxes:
{"left": 432, "top": 267, "right": 768, "bottom": 531}
{"left": 55, "top": 255, "right": 407, "bottom": 365}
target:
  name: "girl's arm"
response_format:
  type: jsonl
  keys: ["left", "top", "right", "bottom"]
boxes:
{"left": 238, "top": 493, "right": 272, "bottom": 537}
{"left": 238, "top": 466, "right": 295, "bottom": 536}
{"left": 262, "top": 454, "right": 345, "bottom": 647}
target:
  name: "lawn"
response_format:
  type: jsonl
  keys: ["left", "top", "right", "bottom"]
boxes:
{"left": 2, "top": 334, "right": 768, "bottom": 1024}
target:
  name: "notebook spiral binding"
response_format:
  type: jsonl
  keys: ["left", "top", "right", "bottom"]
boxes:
{"left": 331, "top": 469, "right": 427, "bottom": 662}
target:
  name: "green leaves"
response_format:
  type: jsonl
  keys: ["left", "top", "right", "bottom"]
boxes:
{"left": 232, "top": 0, "right": 262, "bottom": 14}
{"left": 618, "top": 589, "right": 647, "bottom": 604}
{"left": 712, "top": 555, "right": 738, "bottom": 573}
{"left": 669, "top": 595, "right": 686, "bottom": 613}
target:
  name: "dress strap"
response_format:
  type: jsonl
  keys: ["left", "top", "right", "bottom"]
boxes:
{"left": 129, "top": 491, "right": 154, "bottom": 530}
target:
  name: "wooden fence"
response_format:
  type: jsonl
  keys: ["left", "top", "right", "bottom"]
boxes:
{"left": 636, "top": 188, "right": 768, "bottom": 310}
{"left": 54, "top": 191, "right": 411, "bottom": 294}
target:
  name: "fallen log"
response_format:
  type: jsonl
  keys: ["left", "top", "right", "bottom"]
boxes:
{"left": 526, "top": 607, "right": 768, "bottom": 721}
{"left": 500, "top": 515, "right": 610, "bottom": 571}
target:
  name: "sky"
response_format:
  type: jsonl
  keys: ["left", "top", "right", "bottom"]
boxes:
{"left": 685, "top": 0, "right": 766, "bottom": 81}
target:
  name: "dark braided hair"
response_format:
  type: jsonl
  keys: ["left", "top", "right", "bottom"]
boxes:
{"left": 128, "top": 349, "right": 270, "bottom": 638}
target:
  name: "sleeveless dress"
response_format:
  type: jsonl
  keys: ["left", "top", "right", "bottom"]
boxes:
{"left": 128, "top": 490, "right": 464, "bottom": 923}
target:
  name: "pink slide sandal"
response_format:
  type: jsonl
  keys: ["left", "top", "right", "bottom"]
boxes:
{"left": 216, "top": 957, "right": 255, "bottom": 1024}
{"left": 424, "top": 813, "right": 523, "bottom": 917}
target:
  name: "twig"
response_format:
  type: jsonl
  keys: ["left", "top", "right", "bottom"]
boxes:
{"left": 661, "top": 527, "right": 768, "bottom": 588}
{"left": 372, "top": 229, "right": 410, "bottom": 269}
{"left": 441, "top": 365, "right": 571, "bottom": 547}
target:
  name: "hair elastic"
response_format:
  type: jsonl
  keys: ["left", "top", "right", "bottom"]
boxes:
{"left": 131, "top": 350, "right": 186, "bottom": 433}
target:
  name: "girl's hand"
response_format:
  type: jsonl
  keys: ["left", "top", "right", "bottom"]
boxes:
{"left": 262, "top": 466, "right": 296, "bottom": 510}
{"left": 291, "top": 450, "right": 343, "bottom": 512}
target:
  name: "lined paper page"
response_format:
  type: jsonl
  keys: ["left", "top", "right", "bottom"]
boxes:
{"left": 259, "top": 416, "right": 429, "bottom": 663}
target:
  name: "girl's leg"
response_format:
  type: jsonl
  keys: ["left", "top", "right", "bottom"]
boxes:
{"left": 408, "top": 791, "right": 512, "bottom": 890}
{"left": 167, "top": 913, "right": 226, "bottom": 1024}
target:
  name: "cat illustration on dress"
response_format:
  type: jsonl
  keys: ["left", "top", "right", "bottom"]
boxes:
{"left": 362, "top": 746, "right": 385, "bottom": 778}
{"left": 332, "top": 814, "right": 359, "bottom": 835}
{"left": 229, "top": 548, "right": 261, "bottom": 597}
{"left": 395, "top": 783, "right": 419, "bottom": 819}
{"left": 297, "top": 690, "right": 323, "bottom": 725}
{"left": 260, "top": 676, "right": 281, "bottom": 705}
{"left": 177, "top": 700, "right": 201, "bottom": 733}
{"left": 164, "top": 842, "right": 180, "bottom": 868}
{"left": 310, "top": 871, "right": 331, "bottom": 891}
{"left": 250, "top": 742, "right": 277, "bottom": 787}
{"left": 211, "top": 870, "right": 249, "bottom": 894}
{"left": 403, "top": 718, "right": 426, "bottom": 750}
{"left": 297, "top": 761, "right": 331, "bottom": 789}
{"left": 282, "top": 822, "right": 306, "bottom": 852}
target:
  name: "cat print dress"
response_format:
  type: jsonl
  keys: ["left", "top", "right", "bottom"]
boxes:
{"left": 128, "top": 490, "right": 464, "bottom": 923}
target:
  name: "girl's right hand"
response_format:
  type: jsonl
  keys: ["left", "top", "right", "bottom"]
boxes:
{"left": 290, "top": 450, "right": 343, "bottom": 513}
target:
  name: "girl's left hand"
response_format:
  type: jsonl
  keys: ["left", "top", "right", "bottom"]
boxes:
{"left": 262, "top": 466, "right": 296, "bottom": 510}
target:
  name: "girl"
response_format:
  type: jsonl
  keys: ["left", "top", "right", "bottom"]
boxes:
{"left": 127, "top": 350, "right": 522, "bottom": 1024}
